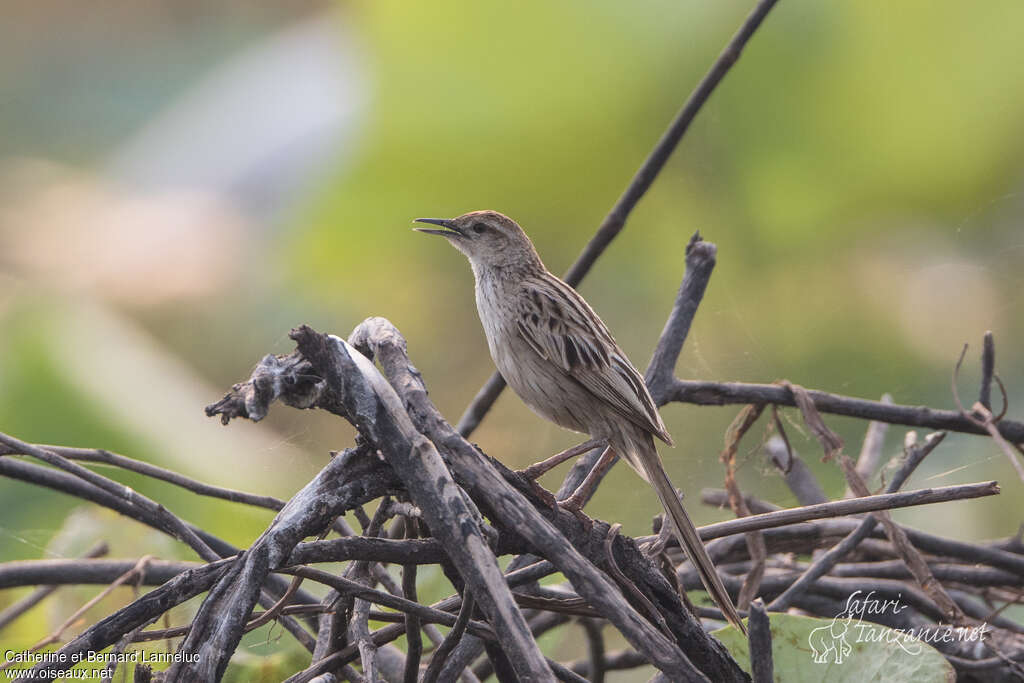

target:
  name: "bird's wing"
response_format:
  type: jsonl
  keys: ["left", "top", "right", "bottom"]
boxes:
{"left": 515, "top": 275, "right": 673, "bottom": 445}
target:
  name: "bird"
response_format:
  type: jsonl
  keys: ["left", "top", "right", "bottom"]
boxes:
{"left": 414, "top": 209, "right": 745, "bottom": 633}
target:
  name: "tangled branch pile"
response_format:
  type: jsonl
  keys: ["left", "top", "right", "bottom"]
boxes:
{"left": 1, "top": 233, "right": 1022, "bottom": 681}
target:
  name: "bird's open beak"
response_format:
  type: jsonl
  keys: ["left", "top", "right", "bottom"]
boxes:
{"left": 413, "top": 218, "right": 465, "bottom": 238}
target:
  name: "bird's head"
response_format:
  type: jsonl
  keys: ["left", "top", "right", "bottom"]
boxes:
{"left": 414, "top": 210, "right": 542, "bottom": 271}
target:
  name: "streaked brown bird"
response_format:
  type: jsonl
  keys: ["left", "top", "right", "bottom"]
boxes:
{"left": 415, "top": 209, "right": 745, "bottom": 633}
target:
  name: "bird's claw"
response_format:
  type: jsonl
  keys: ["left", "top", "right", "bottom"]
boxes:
{"left": 558, "top": 494, "right": 593, "bottom": 527}
{"left": 641, "top": 534, "right": 668, "bottom": 559}
{"left": 517, "top": 463, "right": 546, "bottom": 481}
{"left": 641, "top": 514, "right": 673, "bottom": 558}
{"left": 527, "top": 479, "right": 559, "bottom": 510}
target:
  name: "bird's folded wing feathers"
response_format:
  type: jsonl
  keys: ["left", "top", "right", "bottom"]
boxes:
{"left": 515, "top": 276, "right": 673, "bottom": 445}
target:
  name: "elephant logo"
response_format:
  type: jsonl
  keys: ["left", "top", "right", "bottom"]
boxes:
{"left": 808, "top": 617, "right": 853, "bottom": 664}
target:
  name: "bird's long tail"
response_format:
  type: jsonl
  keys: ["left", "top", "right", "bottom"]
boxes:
{"left": 627, "top": 436, "right": 747, "bottom": 634}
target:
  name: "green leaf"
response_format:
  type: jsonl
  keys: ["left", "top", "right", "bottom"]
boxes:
{"left": 712, "top": 613, "right": 956, "bottom": 682}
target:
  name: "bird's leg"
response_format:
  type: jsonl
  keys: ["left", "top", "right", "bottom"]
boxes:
{"left": 519, "top": 438, "right": 606, "bottom": 480}
{"left": 641, "top": 513, "right": 676, "bottom": 558}
{"left": 560, "top": 446, "right": 617, "bottom": 513}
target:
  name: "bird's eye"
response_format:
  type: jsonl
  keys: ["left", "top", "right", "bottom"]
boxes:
{"left": 471, "top": 222, "right": 487, "bottom": 234}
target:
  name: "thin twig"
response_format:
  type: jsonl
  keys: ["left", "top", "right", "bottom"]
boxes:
{"left": 287, "top": 567, "right": 495, "bottom": 640}
{"left": 980, "top": 331, "right": 995, "bottom": 410}
{"left": 349, "top": 500, "right": 394, "bottom": 683}
{"left": 565, "top": 649, "right": 649, "bottom": 677}
{"left": 711, "top": 513, "right": 1024, "bottom": 576}
{"left": 968, "top": 405, "right": 1024, "bottom": 484}
{"left": 102, "top": 614, "right": 156, "bottom": 683}
{"left": 0, "top": 443, "right": 286, "bottom": 511}
{"left": 423, "top": 591, "right": 475, "bottom": 683}
{"left": 24, "top": 558, "right": 234, "bottom": 680}
{"left": 953, "top": 344, "right": 1024, "bottom": 482}
{"left": 666, "top": 379, "right": 1024, "bottom": 444}
{"left": 0, "top": 432, "right": 220, "bottom": 563}
{"left": 602, "top": 524, "right": 672, "bottom": 638}
{"left": 131, "top": 604, "right": 332, "bottom": 642}
{"left": 402, "top": 518, "right": 422, "bottom": 683}
{"left": 721, "top": 404, "right": 768, "bottom": 609}
{"left": 698, "top": 478, "right": 995, "bottom": 541}
{"left": 581, "top": 618, "right": 607, "bottom": 683}
{"left": 248, "top": 519, "right": 326, "bottom": 636}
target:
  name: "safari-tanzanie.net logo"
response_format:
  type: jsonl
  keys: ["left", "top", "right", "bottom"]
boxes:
{"left": 808, "top": 590, "right": 989, "bottom": 665}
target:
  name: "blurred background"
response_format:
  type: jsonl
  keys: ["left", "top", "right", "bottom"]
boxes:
{"left": 1, "top": 0, "right": 1022, "bottom": 678}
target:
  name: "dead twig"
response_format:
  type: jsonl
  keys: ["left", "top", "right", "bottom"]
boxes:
{"left": 666, "top": 379, "right": 1024, "bottom": 443}
{"left": 0, "top": 442, "right": 286, "bottom": 511}
{"left": 954, "top": 343, "right": 1024, "bottom": 482}
{"left": 423, "top": 592, "right": 475, "bottom": 683}
{"left": 720, "top": 404, "right": 768, "bottom": 609}
{"left": 747, "top": 598, "right": 772, "bottom": 683}
{"left": 699, "top": 478, "right": 996, "bottom": 541}
{"left": 980, "top": 331, "right": 996, "bottom": 411}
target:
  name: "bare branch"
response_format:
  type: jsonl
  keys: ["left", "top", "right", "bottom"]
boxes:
{"left": 0, "top": 443, "right": 287, "bottom": 511}
{"left": 562, "top": 0, "right": 780, "bottom": 289}
{"left": 980, "top": 331, "right": 996, "bottom": 410}
{"left": 0, "top": 559, "right": 198, "bottom": 589}
{"left": 423, "top": 591, "right": 475, "bottom": 683}
{"left": 401, "top": 519, "right": 422, "bottom": 683}
{"left": 0, "top": 432, "right": 220, "bottom": 563}
{"left": 720, "top": 404, "right": 768, "bottom": 609}
{"left": 699, "top": 479, "right": 996, "bottom": 542}
{"left": 565, "top": 649, "right": 649, "bottom": 677}
{"left": 646, "top": 232, "right": 718, "bottom": 403}
{"left": 747, "top": 598, "right": 773, "bottom": 683}
{"left": 581, "top": 619, "right": 607, "bottom": 683}
{"left": 666, "top": 379, "right": 1024, "bottom": 444}
{"left": 952, "top": 342, "right": 1024, "bottom": 482}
